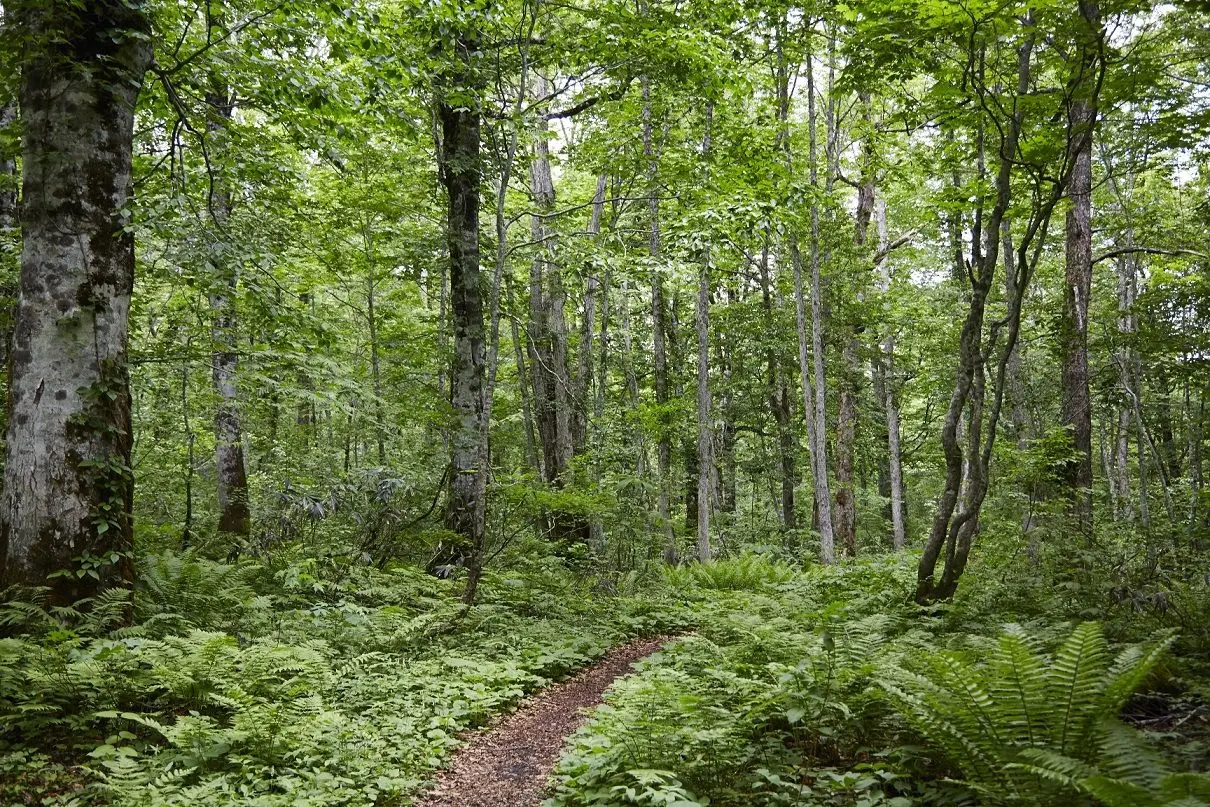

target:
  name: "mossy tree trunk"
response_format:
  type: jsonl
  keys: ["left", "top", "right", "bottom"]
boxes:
{"left": 0, "top": 0, "right": 151, "bottom": 602}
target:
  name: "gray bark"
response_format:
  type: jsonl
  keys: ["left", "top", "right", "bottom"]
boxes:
{"left": 206, "top": 83, "right": 252, "bottom": 538}
{"left": 695, "top": 103, "right": 714, "bottom": 562}
{"left": 527, "top": 81, "right": 581, "bottom": 543}
{"left": 0, "top": 97, "right": 16, "bottom": 371}
{"left": 642, "top": 76, "right": 676, "bottom": 562}
{"left": 801, "top": 47, "right": 836, "bottom": 563}
{"left": 0, "top": 0, "right": 151, "bottom": 602}
{"left": 875, "top": 200, "right": 907, "bottom": 550}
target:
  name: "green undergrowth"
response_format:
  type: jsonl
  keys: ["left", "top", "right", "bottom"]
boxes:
{"left": 0, "top": 548, "right": 689, "bottom": 806}
{"left": 546, "top": 554, "right": 1210, "bottom": 807}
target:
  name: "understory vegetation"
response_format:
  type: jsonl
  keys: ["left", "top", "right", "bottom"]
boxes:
{"left": 3, "top": 543, "right": 1209, "bottom": 806}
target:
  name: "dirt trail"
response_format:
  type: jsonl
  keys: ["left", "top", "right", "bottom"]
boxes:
{"left": 414, "top": 635, "right": 673, "bottom": 807}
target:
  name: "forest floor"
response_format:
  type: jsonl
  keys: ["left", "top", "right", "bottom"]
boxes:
{"left": 415, "top": 635, "right": 677, "bottom": 807}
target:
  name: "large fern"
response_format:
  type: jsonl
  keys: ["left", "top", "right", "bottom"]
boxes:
{"left": 879, "top": 622, "right": 1193, "bottom": 805}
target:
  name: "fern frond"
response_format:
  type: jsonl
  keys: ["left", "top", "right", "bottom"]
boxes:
{"left": 1047, "top": 621, "right": 1110, "bottom": 755}
{"left": 1102, "top": 633, "right": 1176, "bottom": 714}
{"left": 989, "top": 626, "right": 1049, "bottom": 747}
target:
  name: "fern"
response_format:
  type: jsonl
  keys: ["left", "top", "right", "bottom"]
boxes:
{"left": 879, "top": 622, "right": 1177, "bottom": 806}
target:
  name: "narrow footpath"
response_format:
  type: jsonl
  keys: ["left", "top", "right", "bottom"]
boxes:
{"left": 414, "top": 635, "right": 674, "bottom": 807}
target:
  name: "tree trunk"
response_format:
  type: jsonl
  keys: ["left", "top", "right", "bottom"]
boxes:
{"left": 527, "top": 83, "right": 582, "bottom": 545}
{"left": 918, "top": 30, "right": 1038, "bottom": 602}
{"left": 436, "top": 33, "right": 488, "bottom": 603}
{"left": 205, "top": 79, "right": 252, "bottom": 540}
{"left": 642, "top": 76, "right": 676, "bottom": 563}
{"left": 874, "top": 200, "right": 907, "bottom": 550}
{"left": 0, "top": 96, "right": 17, "bottom": 373}
{"left": 579, "top": 174, "right": 607, "bottom": 551}
{"left": 695, "top": 103, "right": 714, "bottom": 562}
{"left": 835, "top": 108, "right": 877, "bottom": 556}
{"left": 0, "top": 0, "right": 151, "bottom": 602}
{"left": 759, "top": 234, "right": 796, "bottom": 532}
{"left": 620, "top": 278, "right": 645, "bottom": 477}
{"left": 362, "top": 222, "right": 387, "bottom": 465}
{"left": 1060, "top": 15, "right": 1097, "bottom": 536}
{"left": 800, "top": 48, "right": 836, "bottom": 563}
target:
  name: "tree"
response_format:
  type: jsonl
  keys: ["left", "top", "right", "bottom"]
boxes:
{"left": 0, "top": 0, "right": 152, "bottom": 601}
{"left": 436, "top": 24, "right": 489, "bottom": 603}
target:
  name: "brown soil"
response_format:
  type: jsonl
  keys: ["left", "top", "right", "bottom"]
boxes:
{"left": 413, "top": 635, "right": 674, "bottom": 807}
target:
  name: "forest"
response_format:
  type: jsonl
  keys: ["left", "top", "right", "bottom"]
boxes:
{"left": 0, "top": 0, "right": 1209, "bottom": 804}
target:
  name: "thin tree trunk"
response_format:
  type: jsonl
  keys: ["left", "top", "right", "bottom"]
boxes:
{"left": 642, "top": 76, "right": 676, "bottom": 562}
{"left": 801, "top": 46, "right": 836, "bottom": 563}
{"left": 1113, "top": 233, "right": 1137, "bottom": 522}
{"left": 363, "top": 222, "right": 387, "bottom": 465}
{"left": 695, "top": 103, "right": 714, "bottom": 562}
{"left": 874, "top": 200, "right": 907, "bottom": 550}
{"left": 620, "top": 278, "right": 645, "bottom": 477}
{"left": 759, "top": 233, "right": 796, "bottom": 532}
{"left": 0, "top": 0, "right": 151, "bottom": 601}
{"left": 206, "top": 78, "right": 252, "bottom": 539}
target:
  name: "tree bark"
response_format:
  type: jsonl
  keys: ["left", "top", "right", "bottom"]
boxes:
{"left": 695, "top": 103, "right": 714, "bottom": 562}
{"left": 0, "top": 96, "right": 17, "bottom": 373}
{"left": 801, "top": 46, "right": 837, "bottom": 563}
{"left": 0, "top": 0, "right": 151, "bottom": 602}
{"left": 436, "top": 33, "right": 488, "bottom": 603}
{"left": 1060, "top": 1, "right": 1099, "bottom": 538}
{"left": 759, "top": 234, "right": 796, "bottom": 532}
{"left": 874, "top": 200, "right": 907, "bottom": 550}
{"left": 205, "top": 76, "right": 252, "bottom": 540}
{"left": 527, "top": 79, "right": 582, "bottom": 545}
{"left": 642, "top": 76, "right": 676, "bottom": 563}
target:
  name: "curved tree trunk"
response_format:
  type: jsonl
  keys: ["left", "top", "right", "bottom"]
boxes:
{"left": 0, "top": 0, "right": 151, "bottom": 602}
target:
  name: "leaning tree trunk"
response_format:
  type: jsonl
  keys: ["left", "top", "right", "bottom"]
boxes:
{"left": 917, "top": 30, "right": 1033, "bottom": 603}
{"left": 0, "top": 0, "right": 151, "bottom": 602}
{"left": 206, "top": 82, "right": 252, "bottom": 540}
{"left": 436, "top": 33, "right": 488, "bottom": 603}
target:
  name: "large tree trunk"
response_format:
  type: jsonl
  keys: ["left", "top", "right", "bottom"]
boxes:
{"left": 206, "top": 83, "right": 252, "bottom": 539}
{"left": 1060, "top": 4, "right": 1098, "bottom": 537}
{"left": 437, "top": 34, "right": 488, "bottom": 603}
{"left": 0, "top": 0, "right": 151, "bottom": 602}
